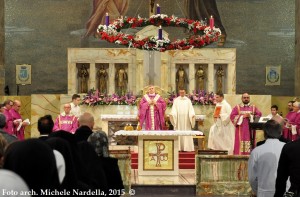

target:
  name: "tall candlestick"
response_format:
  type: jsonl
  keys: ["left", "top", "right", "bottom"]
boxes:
{"left": 158, "top": 25, "right": 162, "bottom": 40}
{"left": 156, "top": 4, "right": 161, "bottom": 14}
{"left": 210, "top": 15, "right": 214, "bottom": 30}
{"left": 105, "top": 13, "right": 109, "bottom": 26}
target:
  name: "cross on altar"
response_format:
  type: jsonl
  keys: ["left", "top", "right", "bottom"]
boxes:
{"left": 149, "top": 143, "right": 169, "bottom": 167}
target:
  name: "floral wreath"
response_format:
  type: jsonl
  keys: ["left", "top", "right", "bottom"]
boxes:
{"left": 97, "top": 14, "right": 221, "bottom": 52}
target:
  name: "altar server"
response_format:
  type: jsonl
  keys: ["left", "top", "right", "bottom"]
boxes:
{"left": 208, "top": 92, "right": 235, "bottom": 154}
{"left": 169, "top": 89, "right": 195, "bottom": 151}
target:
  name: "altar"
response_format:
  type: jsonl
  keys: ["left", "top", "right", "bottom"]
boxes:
{"left": 101, "top": 114, "right": 206, "bottom": 145}
{"left": 114, "top": 130, "right": 203, "bottom": 176}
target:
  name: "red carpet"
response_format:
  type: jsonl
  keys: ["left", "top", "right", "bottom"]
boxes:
{"left": 131, "top": 151, "right": 195, "bottom": 169}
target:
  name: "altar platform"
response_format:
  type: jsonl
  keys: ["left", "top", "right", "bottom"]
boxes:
{"left": 131, "top": 169, "right": 196, "bottom": 197}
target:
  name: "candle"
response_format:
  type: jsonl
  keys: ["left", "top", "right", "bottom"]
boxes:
{"left": 158, "top": 25, "right": 162, "bottom": 40}
{"left": 210, "top": 15, "right": 214, "bottom": 30}
{"left": 156, "top": 4, "right": 161, "bottom": 14}
{"left": 105, "top": 13, "right": 109, "bottom": 26}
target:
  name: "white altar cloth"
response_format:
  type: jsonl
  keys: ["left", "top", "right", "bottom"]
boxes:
{"left": 100, "top": 114, "right": 206, "bottom": 136}
{"left": 114, "top": 130, "right": 203, "bottom": 136}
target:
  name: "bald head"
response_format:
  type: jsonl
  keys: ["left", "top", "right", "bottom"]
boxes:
{"left": 12, "top": 100, "right": 22, "bottom": 112}
{"left": 78, "top": 112, "right": 94, "bottom": 130}
{"left": 63, "top": 103, "right": 71, "bottom": 115}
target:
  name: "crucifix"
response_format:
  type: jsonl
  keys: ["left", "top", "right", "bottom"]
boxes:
{"left": 150, "top": 0, "right": 156, "bottom": 16}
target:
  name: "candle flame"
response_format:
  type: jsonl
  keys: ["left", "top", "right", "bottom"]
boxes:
{"left": 157, "top": 4, "right": 159, "bottom": 7}
{"left": 159, "top": 25, "right": 162, "bottom": 29}
{"left": 106, "top": 13, "right": 108, "bottom": 16}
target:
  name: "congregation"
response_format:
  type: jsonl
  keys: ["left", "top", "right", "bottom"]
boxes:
{"left": 0, "top": 95, "right": 124, "bottom": 196}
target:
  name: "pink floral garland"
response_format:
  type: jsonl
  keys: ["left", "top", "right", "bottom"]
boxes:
{"left": 97, "top": 14, "right": 221, "bottom": 52}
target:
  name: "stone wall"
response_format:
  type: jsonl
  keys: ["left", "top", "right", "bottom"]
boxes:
{"left": 4, "top": 0, "right": 296, "bottom": 96}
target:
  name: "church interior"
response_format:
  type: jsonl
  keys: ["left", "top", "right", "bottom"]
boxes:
{"left": 0, "top": 0, "right": 299, "bottom": 196}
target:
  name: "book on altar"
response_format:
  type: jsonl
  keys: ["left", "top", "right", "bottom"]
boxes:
{"left": 213, "top": 106, "right": 222, "bottom": 118}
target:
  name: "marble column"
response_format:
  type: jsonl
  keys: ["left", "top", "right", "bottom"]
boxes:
{"left": 227, "top": 63, "right": 236, "bottom": 94}
{"left": 136, "top": 59, "right": 143, "bottom": 93}
{"left": 161, "top": 59, "right": 168, "bottom": 91}
{"left": 67, "top": 63, "right": 77, "bottom": 94}
{"left": 128, "top": 61, "right": 136, "bottom": 93}
{"left": 170, "top": 63, "right": 176, "bottom": 92}
{"left": 109, "top": 63, "right": 115, "bottom": 94}
{"left": 188, "top": 63, "right": 195, "bottom": 93}
{"left": 296, "top": 0, "right": 300, "bottom": 95}
{"left": 89, "top": 63, "right": 96, "bottom": 90}
{"left": 207, "top": 63, "right": 214, "bottom": 92}
{"left": 0, "top": 0, "right": 4, "bottom": 95}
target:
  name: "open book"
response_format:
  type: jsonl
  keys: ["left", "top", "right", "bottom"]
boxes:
{"left": 213, "top": 106, "right": 222, "bottom": 118}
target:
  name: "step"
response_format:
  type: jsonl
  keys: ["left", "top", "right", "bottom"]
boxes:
{"left": 179, "top": 152, "right": 195, "bottom": 158}
{"left": 179, "top": 158, "right": 195, "bottom": 163}
{"left": 132, "top": 158, "right": 138, "bottom": 163}
{"left": 179, "top": 163, "right": 195, "bottom": 169}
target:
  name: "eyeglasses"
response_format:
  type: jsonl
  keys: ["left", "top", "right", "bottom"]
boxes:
{"left": 242, "top": 97, "right": 250, "bottom": 99}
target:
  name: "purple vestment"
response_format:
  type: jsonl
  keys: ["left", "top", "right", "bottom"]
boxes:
{"left": 9, "top": 109, "right": 25, "bottom": 140}
{"left": 3, "top": 108, "right": 14, "bottom": 135}
{"left": 283, "top": 111, "right": 297, "bottom": 141}
{"left": 290, "top": 111, "right": 300, "bottom": 140}
{"left": 139, "top": 94, "right": 166, "bottom": 130}
{"left": 230, "top": 104, "right": 262, "bottom": 155}
{"left": 53, "top": 113, "right": 78, "bottom": 134}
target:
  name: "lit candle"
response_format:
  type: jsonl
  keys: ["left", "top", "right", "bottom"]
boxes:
{"left": 156, "top": 4, "right": 161, "bottom": 14}
{"left": 210, "top": 15, "right": 214, "bottom": 30}
{"left": 158, "top": 25, "right": 162, "bottom": 40}
{"left": 105, "top": 13, "right": 109, "bottom": 26}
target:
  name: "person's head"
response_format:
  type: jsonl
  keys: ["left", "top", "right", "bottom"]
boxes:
{"left": 71, "top": 94, "right": 81, "bottom": 106}
{"left": 3, "top": 139, "right": 60, "bottom": 192}
{"left": 0, "top": 169, "right": 30, "bottom": 196}
{"left": 78, "top": 112, "right": 94, "bottom": 129}
{"left": 288, "top": 101, "right": 295, "bottom": 112}
{"left": 263, "top": 119, "right": 282, "bottom": 139}
{"left": 215, "top": 92, "right": 224, "bottom": 103}
{"left": 241, "top": 93, "right": 250, "bottom": 105}
{"left": 148, "top": 85, "right": 155, "bottom": 94}
{"left": 179, "top": 89, "right": 186, "bottom": 97}
{"left": 3, "top": 99, "right": 13, "bottom": 110}
{"left": 271, "top": 105, "right": 278, "bottom": 116}
{"left": 37, "top": 115, "right": 54, "bottom": 135}
{"left": 0, "top": 104, "right": 4, "bottom": 113}
{"left": 0, "top": 134, "right": 8, "bottom": 168}
{"left": 0, "top": 113, "right": 6, "bottom": 129}
{"left": 87, "top": 131, "right": 109, "bottom": 157}
{"left": 63, "top": 103, "right": 71, "bottom": 114}
{"left": 292, "top": 101, "right": 300, "bottom": 112}
{"left": 12, "top": 100, "right": 22, "bottom": 112}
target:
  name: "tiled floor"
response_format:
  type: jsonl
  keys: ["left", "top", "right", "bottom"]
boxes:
{"left": 131, "top": 169, "right": 195, "bottom": 185}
